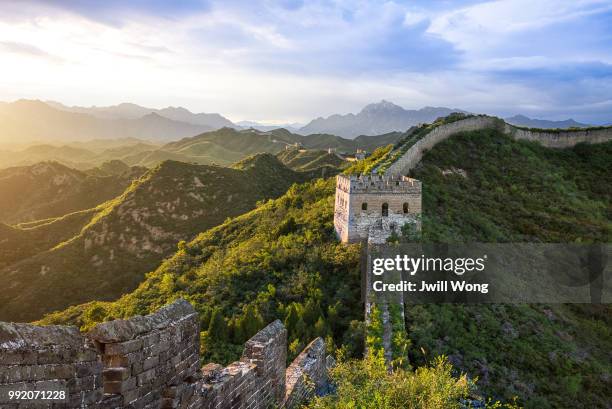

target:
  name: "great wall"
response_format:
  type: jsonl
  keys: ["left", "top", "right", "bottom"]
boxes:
{"left": 0, "top": 299, "right": 329, "bottom": 409}
{"left": 333, "top": 115, "right": 612, "bottom": 364}
{"left": 335, "top": 115, "right": 612, "bottom": 244}
{"left": 385, "top": 115, "right": 612, "bottom": 176}
{"left": 2, "top": 116, "right": 611, "bottom": 407}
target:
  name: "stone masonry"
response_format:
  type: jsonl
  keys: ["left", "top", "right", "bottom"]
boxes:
{"left": 334, "top": 173, "right": 422, "bottom": 244}
{"left": 385, "top": 116, "right": 612, "bottom": 176}
{"left": 283, "top": 338, "right": 326, "bottom": 409}
{"left": 0, "top": 300, "right": 328, "bottom": 409}
{"left": 0, "top": 322, "right": 106, "bottom": 409}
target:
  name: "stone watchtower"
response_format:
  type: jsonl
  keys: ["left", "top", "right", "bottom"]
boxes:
{"left": 334, "top": 173, "right": 422, "bottom": 243}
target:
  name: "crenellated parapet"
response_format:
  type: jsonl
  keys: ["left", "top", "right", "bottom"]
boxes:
{"left": 0, "top": 300, "right": 329, "bottom": 409}
{"left": 337, "top": 174, "right": 421, "bottom": 194}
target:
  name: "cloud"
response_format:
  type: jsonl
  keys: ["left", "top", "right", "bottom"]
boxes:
{"left": 403, "top": 11, "right": 427, "bottom": 26}
{"left": 11, "top": 0, "right": 211, "bottom": 26}
{"left": 0, "top": 41, "right": 64, "bottom": 62}
{"left": 427, "top": 0, "right": 612, "bottom": 52}
{"left": 0, "top": 0, "right": 610, "bottom": 124}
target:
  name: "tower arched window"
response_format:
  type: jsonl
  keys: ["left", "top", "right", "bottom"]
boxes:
{"left": 403, "top": 202, "right": 409, "bottom": 214}
{"left": 362, "top": 202, "right": 368, "bottom": 211}
{"left": 382, "top": 203, "right": 389, "bottom": 217}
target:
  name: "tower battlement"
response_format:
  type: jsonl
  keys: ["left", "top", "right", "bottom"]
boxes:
{"left": 336, "top": 174, "right": 421, "bottom": 194}
{"left": 334, "top": 173, "right": 422, "bottom": 244}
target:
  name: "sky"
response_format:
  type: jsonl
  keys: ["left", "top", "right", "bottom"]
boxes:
{"left": 0, "top": 0, "right": 611, "bottom": 124}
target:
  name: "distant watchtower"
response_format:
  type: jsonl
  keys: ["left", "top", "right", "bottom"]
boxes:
{"left": 334, "top": 174, "right": 422, "bottom": 244}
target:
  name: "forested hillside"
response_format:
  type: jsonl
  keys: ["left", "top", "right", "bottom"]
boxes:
{"left": 276, "top": 149, "right": 346, "bottom": 171}
{"left": 39, "top": 129, "right": 611, "bottom": 407}
{"left": 0, "top": 161, "right": 143, "bottom": 224}
{"left": 147, "top": 127, "right": 405, "bottom": 167}
{"left": 0, "top": 154, "right": 316, "bottom": 322}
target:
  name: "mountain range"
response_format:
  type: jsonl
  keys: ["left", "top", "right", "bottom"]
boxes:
{"left": 0, "top": 154, "right": 335, "bottom": 321}
{"left": 298, "top": 101, "right": 467, "bottom": 138}
{"left": 46, "top": 101, "right": 235, "bottom": 129}
{"left": 3, "top": 99, "right": 603, "bottom": 147}
{"left": 504, "top": 114, "right": 590, "bottom": 129}
{"left": 1, "top": 99, "right": 603, "bottom": 150}
{"left": 0, "top": 126, "right": 406, "bottom": 170}
{"left": 0, "top": 100, "right": 216, "bottom": 144}
{"left": 36, "top": 126, "right": 612, "bottom": 407}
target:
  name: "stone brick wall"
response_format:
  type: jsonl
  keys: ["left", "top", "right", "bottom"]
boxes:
{"left": 87, "top": 299, "right": 201, "bottom": 409}
{"left": 283, "top": 338, "right": 326, "bottom": 409}
{"left": 0, "top": 300, "right": 327, "bottom": 409}
{"left": 197, "top": 320, "right": 287, "bottom": 409}
{"left": 385, "top": 116, "right": 612, "bottom": 176}
{"left": 0, "top": 322, "right": 105, "bottom": 408}
{"left": 385, "top": 116, "right": 501, "bottom": 176}
{"left": 241, "top": 320, "right": 287, "bottom": 405}
{"left": 505, "top": 124, "right": 612, "bottom": 148}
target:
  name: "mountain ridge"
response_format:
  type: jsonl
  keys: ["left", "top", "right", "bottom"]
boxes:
{"left": 0, "top": 154, "right": 324, "bottom": 321}
{"left": 505, "top": 114, "right": 590, "bottom": 129}
{"left": 0, "top": 100, "right": 216, "bottom": 144}
{"left": 0, "top": 160, "right": 143, "bottom": 224}
{"left": 46, "top": 100, "right": 236, "bottom": 129}
{"left": 299, "top": 100, "right": 467, "bottom": 138}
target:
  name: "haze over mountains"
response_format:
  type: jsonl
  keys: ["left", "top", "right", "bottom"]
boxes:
{"left": 504, "top": 114, "right": 590, "bottom": 129}
{"left": 0, "top": 161, "right": 145, "bottom": 224}
{"left": 0, "top": 100, "right": 215, "bottom": 144}
{"left": 299, "top": 100, "right": 467, "bottom": 138}
{"left": 0, "top": 99, "right": 600, "bottom": 148}
{"left": 0, "top": 124, "right": 405, "bottom": 170}
{"left": 46, "top": 101, "right": 235, "bottom": 129}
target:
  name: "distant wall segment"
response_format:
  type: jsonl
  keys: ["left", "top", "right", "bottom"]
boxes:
{"left": 0, "top": 299, "right": 329, "bottom": 409}
{"left": 385, "top": 116, "right": 612, "bottom": 176}
{"left": 505, "top": 123, "right": 612, "bottom": 148}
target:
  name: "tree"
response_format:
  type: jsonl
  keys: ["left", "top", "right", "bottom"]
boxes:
{"left": 302, "top": 299, "right": 323, "bottom": 326}
{"left": 208, "top": 308, "right": 228, "bottom": 342}
{"left": 284, "top": 303, "right": 299, "bottom": 336}
{"left": 305, "top": 353, "right": 476, "bottom": 409}
{"left": 242, "top": 304, "right": 264, "bottom": 340}
{"left": 314, "top": 316, "right": 328, "bottom": 338}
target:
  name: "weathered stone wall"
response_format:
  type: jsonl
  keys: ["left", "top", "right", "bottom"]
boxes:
{"left": 505, "top": 124, "right": 612, "bottom": 148}
{"left": 283, "top": 338, "right": 326, "bottom": 409}
{"left": 197, "top": 320, "right": 287, "bottom": 409}
{"left": 385, "top": 116, "right": 501, "bottom": 176}
{"left": 385, "top": 116, "right": 612, "bottom": 176}
{"left": 0, "top": 300, "right": 326, "bottom": 409}
{"left": 241, "top": 320, "right": 287, "bottom": 405}
{"left": 88, "top": 299, "right": 201, "bottom": 409}
{"left": 333, "top": 176, "right": 352, "bottom": 243}
{"left": 0, "top": 322, "right": 106, "bottom": 408}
